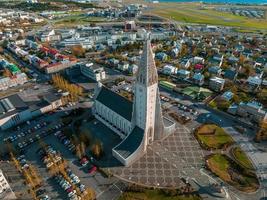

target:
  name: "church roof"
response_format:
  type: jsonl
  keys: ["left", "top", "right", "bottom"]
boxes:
{"left": 113, "top": 126, "right": 144, "bottom": 159}
{"left": 136, "top": 35, "right": 158, "bottom": 86}
{"left": 96, "top": 86, "right": 133, "bottom": 121}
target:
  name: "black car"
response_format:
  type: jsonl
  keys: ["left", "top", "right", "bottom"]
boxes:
{"left": 36, "top": 189, "right": 46, "bottom": 197}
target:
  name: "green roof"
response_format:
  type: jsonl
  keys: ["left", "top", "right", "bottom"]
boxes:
{"left": 7, "top": 64, "right": 20, "bottom": 73}
{"left": 182, "top": 86, "right": 212, "bottom": 99}
{"left": 160, "top": 81, "right": 176, "bottom": 90}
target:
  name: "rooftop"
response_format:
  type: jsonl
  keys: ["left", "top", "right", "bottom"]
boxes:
{"left": 96, "top": 86, "right": 133, "bottom": 121}
{"left": 113, "top": 126, "right": 144, "bottom": 159}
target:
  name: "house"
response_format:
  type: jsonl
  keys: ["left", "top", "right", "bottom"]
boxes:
{"left": 170, "top": 47, "right": 180, "bottom": 58}
{"left": 236, "top": 101, "right": 267, "bottom": 123}
{"left": 128, "top": 64, "right": 138, "bottom": 74}
{"left": 208, "top": 54, "right": 224, "bottom": 67}
{"left": 192, "top": 73, "right": 204, "bottom": 86}
{"left": 117, "top": 61, "right": 129, "bottom": 71}
{"left": 45, "top": 58, "right": 77, "bottom": 74}
{"left": 247, "top": 75, "right": 262, "bottom": 88}
{"left": 80, "top": 63, "right": 106, "bottom": 82}
{"left": 208, "top": 66, "right": 222, "bottom": 75}
{"left": 155, "top": 52, "right": 168, "bottom": 61}
{"left": 108, "top": 58, "right": 120, "bottom": 67}
{"left": 0, "top": 73, "right": 28, "bottom": 91}
{"left": 209, "top": 77, "right": 225, "bottom": 92}
{"left": 221, "top": 91, "right": 233, "bottom": 101}
{"left": 224, "top": 68, "right": 238, "bottom": 81}
{"left": 179, "top": 58, "right": 191, "bottom": 69}
{"left": 228, "top": 56, "right": 239, "bottom": 65}
{"left": 177, "top": 69, "right": 190, "bottom": 79}
{"left": 191, "top": 56, "right": 205, "bottom": 64}
{"left": 162, "top": 65, "right": 177, "bottom": 75}
{"left": 194, "top": 64, "right": 204, "bottom": 71}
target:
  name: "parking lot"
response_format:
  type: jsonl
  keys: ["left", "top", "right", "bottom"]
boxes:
{"left": 21, "top": 130, "right": 125, "bottom": 200}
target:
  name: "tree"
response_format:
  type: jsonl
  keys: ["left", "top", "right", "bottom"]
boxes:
{"left": 204, "top": 71, "right": 211, "bottom": 80}
{"left": 239, "top": 54, "right": 246, "bottom": 66}
{"left": 91, "top": 140, "right": 103, "bottom": 159}
{"left": 3, "top": 68, "right": 12, "bottom": 77}
{"left": 71, "top": 45, "right": 86, "bottom": 58}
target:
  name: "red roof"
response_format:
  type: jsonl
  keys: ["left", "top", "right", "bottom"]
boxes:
{"left": 47, "top": 62, "right": 61, "bottom": 68}
{"left": 40, "top": 46, "right": 49, "bottom": 52}
{"left": 195, "top": 64, "right": 204, "bottom": 70}
{"left": 49, "top": 48, "right": 58, "bottom": 55}
{"left": 57, "top": 54, "right": 69, "bottom": 59}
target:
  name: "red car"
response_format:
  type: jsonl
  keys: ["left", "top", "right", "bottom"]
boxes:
{"left": 88, "top": 166, "right": 97, "bottom": 174}
{"left": 80, "top": 157, "right": 89, "bottom": 167}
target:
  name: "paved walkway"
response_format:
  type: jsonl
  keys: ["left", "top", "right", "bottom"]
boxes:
{"left": 109, "top": 126, "right": 205, "bottom": 188}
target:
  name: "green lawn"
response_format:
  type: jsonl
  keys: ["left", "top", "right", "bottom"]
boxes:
{"left": 207, "top": 154, "right": 259, "bottom": 192}
{"left": 196, "top": 124, "right": 233, "bottom": 149}
{"left": 119, "top": 190, "right": 201, "bottom": 200}
{"left": 151, "top": 3, "right": 267, "bottom": 31}
{"left": 207, "top": 154, "right": 231, "bottom": 181}
{"left": 232, "top": 147, "right": 254, "bottom": 170}
{"left": 53, "top": 14, "right": 107, "bottom": 27}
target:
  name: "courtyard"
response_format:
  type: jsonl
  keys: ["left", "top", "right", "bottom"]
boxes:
{"left": 83, "top": 119, "right": 206, "bottom": 189}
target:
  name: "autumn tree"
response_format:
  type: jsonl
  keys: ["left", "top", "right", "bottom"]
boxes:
{"left": 71, "top": 45, "right": 86, "bottom": 58}
{"left": 91, "top": 140, "right": 103, "bottom": 159}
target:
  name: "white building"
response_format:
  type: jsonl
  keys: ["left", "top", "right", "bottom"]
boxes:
{"left": 209, "top": 77, "right": 225, "bottom": 92}
{"left": 0, "top": 169, "right": 16, "bottom": 199}
{"left": 162, "top": 65, "right": 177, "bottom": 75}
{"left": 93, "top": 34, "right": 175, "bottom": 166}
{"left": 0, "top": 93, "right": 62, "bottom": 130}
{"left": 80, "top": 63, "right": 106, "bottom": 81}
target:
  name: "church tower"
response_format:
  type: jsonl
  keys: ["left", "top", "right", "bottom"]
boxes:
{"left": 132, "top": 33, "right": 164, "bottom": 151}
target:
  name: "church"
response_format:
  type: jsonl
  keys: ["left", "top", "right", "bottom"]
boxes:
{"left": 93, "top": 33, "right": 176, "bottom": 166}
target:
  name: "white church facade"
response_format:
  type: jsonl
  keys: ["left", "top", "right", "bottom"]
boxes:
{"left": 93, "top": 34, "right": 176, "bottom": 166}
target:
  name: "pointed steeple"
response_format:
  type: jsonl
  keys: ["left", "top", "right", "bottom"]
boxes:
{"left": 136, "top": 32, "right": 158, "bottom": 86}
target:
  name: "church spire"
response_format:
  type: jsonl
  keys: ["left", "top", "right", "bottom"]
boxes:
{"left": 136, "top": 32, "right": 158, "bottom": 86}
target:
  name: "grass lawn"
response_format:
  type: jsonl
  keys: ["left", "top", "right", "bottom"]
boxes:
{"left": 196, "top": 124, "right": 233, "bottom": 149}
{"left": 53, "top": 14, "right": 107, "bottom": 27}
{"left": 232, "top": 147, "right": 254, "bottom": 170}
{"left": 207, "top": 154, "right": 259, "bottom": 192}
{"left": 119, "top": 189, "right": 201, "bottom": 200}
{"left": 150, "top": 3, "right": 267, "bottom": 31}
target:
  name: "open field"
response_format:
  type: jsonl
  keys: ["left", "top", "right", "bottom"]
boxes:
{"left": 196, "top": 124, "right": 234, "bottom": 149}
{"left": 207, "top": 154, "right": 259, "bottom": 192}
{"left": 53, "top": 14, "right": 107, "bottom": 27}
{"left": 149, "top": 2, "right": 267, "bottom": 32}
{"left": 231, "top": 147, "right": 254, "bottom": 170}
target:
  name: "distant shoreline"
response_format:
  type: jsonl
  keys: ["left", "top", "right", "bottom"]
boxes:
{"left": 154, "top": 0, "right": 267, "bottom": 6}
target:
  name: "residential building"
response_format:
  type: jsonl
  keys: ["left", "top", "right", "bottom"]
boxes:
{"left": 192, "top": 72, "right": 204, "bottom": 86}
{"left": 209, "top": 77, "right": 225, "bottom": 92}
{"left": 177, "top": 69, "right": 190, "bottom": 79}
{"left": 237, "top": 101, "right": 267, "bottom": 123}
{"left": 162, "top": 65, "right": 177, "bottom": 75}
{"left": 117, "top": 61, "right": 129, "bottom": 71}
{"left": 0, "top": 169, "right": 15, "bottom": 199}
{"left": 80, "top": 63, "right": 106, "bottom": 81}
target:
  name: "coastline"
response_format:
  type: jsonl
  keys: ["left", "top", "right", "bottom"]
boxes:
{"left": 156, "top": 0, "right": 267, "bottom": 5}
